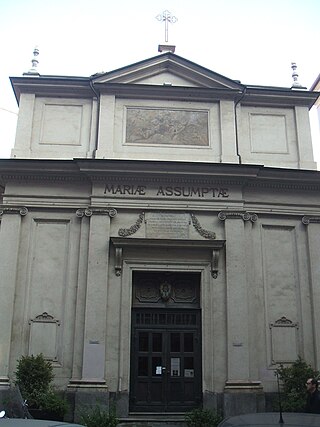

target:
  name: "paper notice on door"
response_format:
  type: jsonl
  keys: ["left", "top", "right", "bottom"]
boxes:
{"left": 184, "top": 369, "right": 194, "bottom": 377}
{"left": 171, "top": 358, "right": 180, "bottom": 376}
{"left": 156, "top": 366, "right": 162, "bottom": 375}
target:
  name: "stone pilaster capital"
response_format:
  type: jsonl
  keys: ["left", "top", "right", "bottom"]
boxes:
{"left": 76, "top": 207, "right": 117, "bottom": 218}
{"left": 218, "top": 211, "right": 258, "bottom": 223}
{"left": 302, "top": 215, "right": 320, "bottom": 225}
{"left": 0, "top": 206, "right": 28, "bottom": 216}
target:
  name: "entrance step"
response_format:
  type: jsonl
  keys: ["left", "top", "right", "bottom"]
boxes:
{"left": 118, "top": 413, "right": 187, "bottom": 427}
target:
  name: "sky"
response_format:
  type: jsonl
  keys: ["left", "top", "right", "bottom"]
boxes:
{"left": 0, "top": 0, "right": 319, "bottom": 160}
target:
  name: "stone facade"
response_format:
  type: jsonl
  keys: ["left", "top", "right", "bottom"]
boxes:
{"left": 1, "top": 52, "right": 320, "bottom": 419}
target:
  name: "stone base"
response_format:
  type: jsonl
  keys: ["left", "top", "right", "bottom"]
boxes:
{"left": 203, "top": 390, "right": 223, "bottom": 412}
{"left": 65, "top": 386, "right": 268, "bottom": 421}
{"left": 223, "top": 390, "right": 266, "bottom": 417}
{"left": 0, "top": 377, "right": 10, "bottom": 388}
{"left": 67, "top": 380, "right": 109, "bottom": 423}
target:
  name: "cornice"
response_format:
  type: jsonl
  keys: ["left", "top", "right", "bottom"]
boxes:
{"left": 243, "top": 87, "right": 318, "bottom": 109}
{"left": 244, "top": 180, "right": 320, "bottom": 192}
{"left": 10, "top": 76, "right": 93, "bottom": 104}
{"left": 1, "top": 159, "right": 320, "bottom": 191}
{"left": 0, "top": 174, "right": 90, "bottom": 184}
{"left": 94, "top": 83, "right": 242, "bottom": 102}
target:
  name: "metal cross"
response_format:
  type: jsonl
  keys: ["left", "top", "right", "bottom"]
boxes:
{"left": 156, "top": 10, "right": 177, "bottom": 43}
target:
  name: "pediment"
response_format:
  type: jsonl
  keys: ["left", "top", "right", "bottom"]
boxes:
{"left": 92, "top": 52, "right": 243, "bottom": 90}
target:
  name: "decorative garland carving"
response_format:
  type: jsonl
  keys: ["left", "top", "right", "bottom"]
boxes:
{"left": 0, "top": 206, "right": 28, "bottom": 216}
{"left": 218, "top": 211, "right": 258, "bottom": 223}
{"left": 76, "top": 207, "right": 117, "bottom": 218}
{"left": 118, "top": 212, "right": 144, "bottom": 237}
{"left": 302, "top": 216, "right": 320, "bottom": 225}
{"left": 190, "top": 213, "right": 216, "bottom": 239}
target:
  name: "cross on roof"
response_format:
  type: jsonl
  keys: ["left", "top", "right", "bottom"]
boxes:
{"left": 156, "top": 10, "right": 177, "bottom": 43}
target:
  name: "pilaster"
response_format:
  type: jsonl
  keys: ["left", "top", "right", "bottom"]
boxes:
{"left": 95, "top": 94, "right": 116, "bottom": 159}
{"left": 11, "top": 93, "right": 35, "bottom": 158}
{"left": 302, "top": 215, "right": 320, "bottom": 369}
{"left": 220, "top": 100, "right": 239, "bottom": 164}
{"left": 218, "top": 211, "right": 261, "bottom": 390}
{"left": 78, "top": 207, "right": 117, "bottom": 385}
{"left": 295, "top": 107, "right": 317, "bottom": 170}
{"left": 0, "top": 207, "right": 28, "bottom": 387}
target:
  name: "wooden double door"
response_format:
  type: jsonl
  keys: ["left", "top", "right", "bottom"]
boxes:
{"left": 130, "top": 308, "right": 202, "bottom": 412}
{"left": 129, "top": 271, "right": 202, "bottom": 412}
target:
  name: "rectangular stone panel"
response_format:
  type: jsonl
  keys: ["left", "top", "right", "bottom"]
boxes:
{"left": 249, "top": 113, "right": 288, "bottom": 154}
{"left": 125, "top": 107, "right": 209, "bottom": 146}
{"left": 146, "top": 212, "right": 189, "bottom": 239}
{"left": 40, "top": 104, "right": 83, "bottom": 145}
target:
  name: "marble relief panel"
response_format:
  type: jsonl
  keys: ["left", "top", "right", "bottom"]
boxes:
{"left": 125, "top": 107, "right": 209, "bottom": 146}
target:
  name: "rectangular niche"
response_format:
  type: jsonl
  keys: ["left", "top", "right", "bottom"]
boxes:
{"left": 125, "top": 107, "right": 209, "bottom": 146}
{"left": 269, "top": 316, "right": 299, "bottom": 365}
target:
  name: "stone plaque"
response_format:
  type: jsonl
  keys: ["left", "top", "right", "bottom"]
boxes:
{"left": 146, "top": 212, "right": 189, "bottom": 239}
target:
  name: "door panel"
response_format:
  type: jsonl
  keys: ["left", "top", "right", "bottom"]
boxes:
{"left": 130, "top": 309, "right": 202, "bottom": 412}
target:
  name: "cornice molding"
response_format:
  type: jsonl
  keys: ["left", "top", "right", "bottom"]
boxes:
{"left": 245, "top": 180, "right": 320, "bottom": 191}
{"left": 1, "top": 160, "right": 320, "bottom": 192}
{"left": 2, "top": 172, "right": 320, "bottom": 192}
{"left": 0, "top": 174, "right": 89, "bottom": 184}
{"left": 111, "top": 237, "right": 225, "bottom": 278}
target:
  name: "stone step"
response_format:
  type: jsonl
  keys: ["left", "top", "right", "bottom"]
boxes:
{"left": 118, "top": 413, "right": 187, "bottom": 427}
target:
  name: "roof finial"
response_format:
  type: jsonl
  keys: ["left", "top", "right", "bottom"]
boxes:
{"left": 23, "top": 46, "right": 40, "bottom": 76}
{"left": 156, "top": 10, "right": 177, "bottom": 53}
{"left": 291, "top": 62, "right": 303, "bottom": 89}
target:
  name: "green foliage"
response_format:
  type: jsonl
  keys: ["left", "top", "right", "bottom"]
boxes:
{"left": 275, "top": 356, "right": 319, "bottom": 412}
{"left": 15, "top": 353, "right": 68, "bottom": 416}
{"left": 80, "top": 405, "right": 119, "bottom": 427}
{"left": 185, "top": 408, "right": 223, "bottom": 427}
{"left": 15, "top": 353, "right": 54, "bottom": 402}
{"left": 37, "top": 389, "right": 69, "bottom": 416}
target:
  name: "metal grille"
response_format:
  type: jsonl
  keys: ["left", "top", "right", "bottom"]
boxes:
{"left": 135, "top": 311, "right": 197, "bottom": 326}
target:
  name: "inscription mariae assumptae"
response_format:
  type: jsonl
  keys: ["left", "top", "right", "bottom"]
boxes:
{"left": 104, "top": 184, "right": 229, "bottom": 198}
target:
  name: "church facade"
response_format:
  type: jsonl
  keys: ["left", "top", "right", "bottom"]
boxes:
{"left": 0, "top": 52, "right": 320, "bottom": 418}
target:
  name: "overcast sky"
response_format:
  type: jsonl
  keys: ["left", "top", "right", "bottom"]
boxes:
{"left": 0, "top": 0, "right": 319, "bottom": 160}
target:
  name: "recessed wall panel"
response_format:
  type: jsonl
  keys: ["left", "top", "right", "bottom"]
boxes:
{"left": 27, "top": 219, "right": 70, "bottom": 362}
{"left": 261, "top": 225, "right": 300, "bottom": 365}
{"left": 40, "top": 104, "right": 83, "bottom": 145}
{"left": 125, "top": 107, "right": 209, "bottom": 146}
{"left": 250, "top": 114, "right": 288, "bottom": 153}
